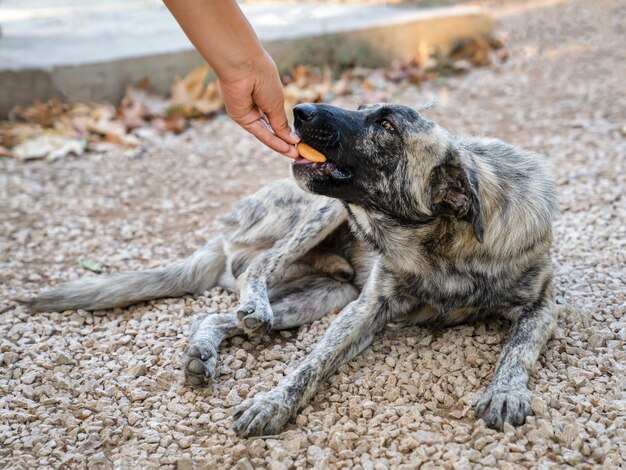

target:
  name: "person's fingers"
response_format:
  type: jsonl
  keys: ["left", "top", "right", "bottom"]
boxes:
{"left": 240, "top": 118, "right": 298, "bottom": 158}
{"left": 224, "top": 90, "right": 298, "bottom": 158}
{"left": 265, "top": 107, "right": 300, "bottom": 145}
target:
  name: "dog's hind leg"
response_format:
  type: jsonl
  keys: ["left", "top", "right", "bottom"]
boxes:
{"left": 268, "top": 275, "right": 359, "bottom": 329}
{"left": 27, "top": 237, "right": 226, "bottom": 312}
{"left": 474, "top": 287, "right": 557, "bottom": 430}
{"left": 183, "top": 275, "right": 358, "bottom": 386}
{"left": 235, "top": 200, "right": 347, "bottom": 336}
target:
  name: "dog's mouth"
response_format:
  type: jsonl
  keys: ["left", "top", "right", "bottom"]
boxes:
{"left": 292, "top": 140, "right": 351, "bottom": 181}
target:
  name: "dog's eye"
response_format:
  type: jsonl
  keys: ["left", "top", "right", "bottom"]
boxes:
{"left": 379, "top": 119, "right": 395, "bottom": 132}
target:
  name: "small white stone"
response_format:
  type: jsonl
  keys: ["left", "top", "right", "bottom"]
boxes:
{"left": 226, "top": 389, "right": 243, "bottom": 406}
{"left": 2, "top": 352, "right": 19, "bottom": 365}
{"left": 178, "top": 437, "right": 192, "bottom": 449}
{"left": 235, "top": 458, "right": 254, "bottom": 470}
{"left": 129, "top": 390, "right": 149, "bottom": 402}
{"left": 54, "top": 352, "right": 75, "bottom": 366}
{"left": 21, "top": 371, "right": 37, "bottom": 385}
{"left": 306, "top": 445, "right": 327, "bottom": 466}
{"left": 167, "top": 402, "right": 190, "bottom": 417}
{"left": 128, "top": 412, "right": 142, "bottom": 426}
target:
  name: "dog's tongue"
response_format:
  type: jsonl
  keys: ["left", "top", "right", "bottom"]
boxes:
{"left": 296, "top": 142, "right": 327, "bottom": 163}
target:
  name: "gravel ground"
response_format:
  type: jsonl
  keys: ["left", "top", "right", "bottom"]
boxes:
{"left": 1, "top": 0, "right": 624, "bottom": 468}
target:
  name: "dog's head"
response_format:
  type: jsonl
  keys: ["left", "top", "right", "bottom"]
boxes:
{"left": 291, "top": 103, "right": 483, "bottom": 242}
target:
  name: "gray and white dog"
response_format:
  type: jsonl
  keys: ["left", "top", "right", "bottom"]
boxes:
{"left": 29, "top": 103, "right": 559, "bottom": 437}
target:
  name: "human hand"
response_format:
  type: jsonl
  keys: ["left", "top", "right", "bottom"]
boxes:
{"left": 218, "top": 51, "right": 299, "bottom": 159}
{"left": 162, "top": 0, "right": 298, "bottom": 157}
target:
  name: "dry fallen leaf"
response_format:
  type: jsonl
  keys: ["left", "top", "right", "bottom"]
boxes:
{"left": 87, "top": 116, "right": 140, "bottom": 146}
{"left": 450, "top": 36, "right": 500, "bottom": 66}
{"left": 0, "top": 122, "right": 42, "bottom": 148}
{"left": 283, "top": 65, "right": 333, "bottom": 118}
{"left": 9, "top": 100, "right": 71, "bottom": 127}
{"left": 170, "top": 65, "right": 223, "bottom": 117}
{"left": 12, "top": 134, "right": 87, "bottom": 161}
{"left": 150, "top": 114, "right": 187, "bottom": 134}
{"left": 119, "top": 80, "right": 170, "bottom": 131}
{"left": 118, "top": 96, "right": 147, "bottom": 131}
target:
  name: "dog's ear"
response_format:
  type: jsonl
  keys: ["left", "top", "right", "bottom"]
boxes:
{"left": 430, "top": 151, "right": 484, "bottom": 243}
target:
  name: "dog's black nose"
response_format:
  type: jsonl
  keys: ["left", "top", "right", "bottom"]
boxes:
{"left": 294, "top": 103, "right": 317, "bottom": 122}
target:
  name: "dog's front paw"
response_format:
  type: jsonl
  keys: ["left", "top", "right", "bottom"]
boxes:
{"left": 233, "top": 390, "right": 293, "bottom": 437}
{"left": 474, "top": 386, "right": 533, "bottom": 430}
{"left": 236, "top": 294, "right": 273, "bottom": 336}
{"left": 182, "top": 343, "right": 218, "bottom": 387}
{"left": 182, "top": 314, "right": 221, "bottom": 386}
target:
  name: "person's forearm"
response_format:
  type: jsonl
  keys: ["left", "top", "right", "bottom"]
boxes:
{"left": 163, "top": 0, "right": 265, "bottom": 80}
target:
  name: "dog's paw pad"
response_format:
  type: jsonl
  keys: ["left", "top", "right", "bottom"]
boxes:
{"left": 182, "top": 344, "right": 217, "bottom": 387}
{"left": 236, "top": 298, "right": 273, "bottom": 336}
{"left": 243, "top": 316, "right": 262, "bottom": 330}
{"left": 474, "top": 387, "right": 533, "bottom": 430}
{"left": 238, "top": 313, "right": 273, "bottom": 337}
{"left": 233, "top": 391, "right": 292, "bottom": 437}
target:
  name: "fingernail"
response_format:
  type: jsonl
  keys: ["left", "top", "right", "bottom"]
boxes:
{"left": 290, "top": 132, "right": 300, "bottom": 142}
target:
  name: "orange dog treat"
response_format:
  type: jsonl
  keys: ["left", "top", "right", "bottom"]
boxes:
{"left": 297, "top": 142, "right": 327, "bottom": 163}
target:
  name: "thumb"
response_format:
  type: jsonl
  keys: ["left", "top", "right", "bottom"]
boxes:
{"left": 264, "top": 106, "right": 299, "bottom": 145}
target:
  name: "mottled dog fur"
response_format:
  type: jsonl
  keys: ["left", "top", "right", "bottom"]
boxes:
{"left": 29, "top": 103, "right": 559, "bottom": 437}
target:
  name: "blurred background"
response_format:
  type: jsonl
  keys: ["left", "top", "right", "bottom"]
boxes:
{"left": 0, "top": 0, "right": 507, "bottom": 159}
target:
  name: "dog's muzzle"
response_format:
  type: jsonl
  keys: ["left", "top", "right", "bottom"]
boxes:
{"left": 292, "top": 104, "right": 350, "bottom": 180}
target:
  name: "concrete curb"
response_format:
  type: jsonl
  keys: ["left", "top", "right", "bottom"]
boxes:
{"left": 0, "top": 4, "right": 493, "bottom": 116}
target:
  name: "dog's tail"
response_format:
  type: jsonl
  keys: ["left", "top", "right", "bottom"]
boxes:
{"left": 27, "top": 237, "right": 226, "bottom": 312}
